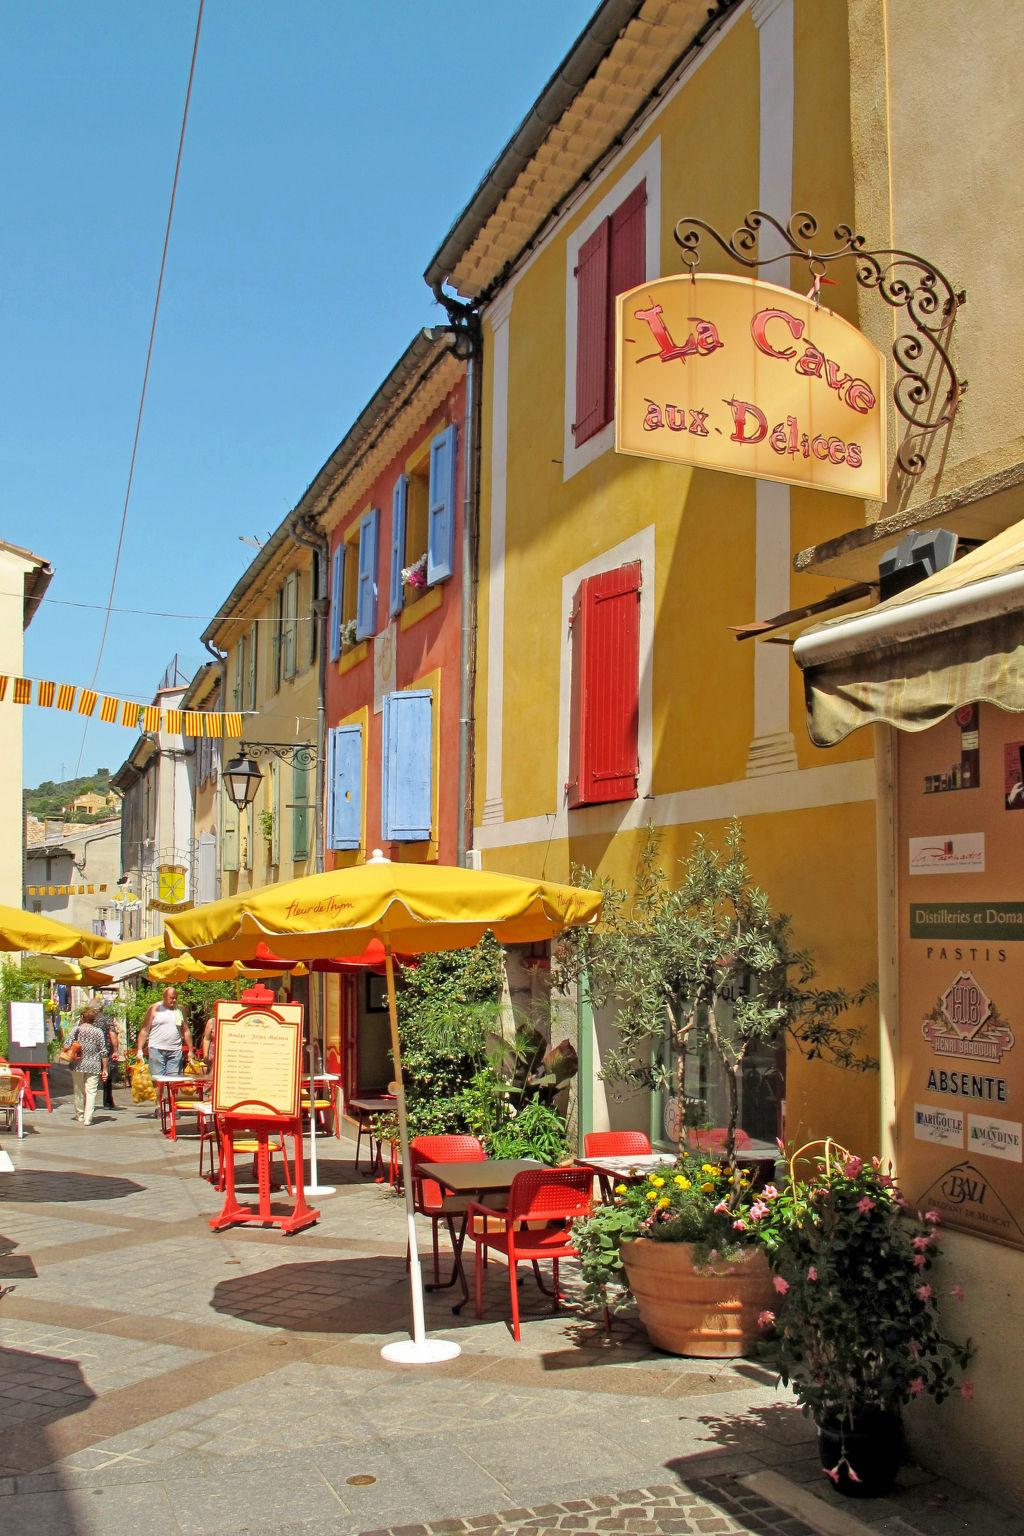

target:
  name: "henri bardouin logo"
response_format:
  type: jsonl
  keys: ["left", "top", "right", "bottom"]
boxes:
{"left": 922, "top": 971, "right": 1015, "bottom": 1063}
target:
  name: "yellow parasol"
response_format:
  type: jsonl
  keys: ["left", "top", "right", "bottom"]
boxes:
{"left": 147, "top": 956, "right": 307, "bottom": 984}
{"left": 164, "top": 851, "right": 602, "bottom": 1365}
{"left": 105, "top": 936, "right": 164, "bottom": 964}
{"left": 0, "top": 904, "right": 112, "bottom": 960}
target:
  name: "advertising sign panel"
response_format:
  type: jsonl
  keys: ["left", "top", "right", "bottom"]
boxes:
{"left": 615, "top": 273, "right": 886, "bottom": 498}
{"left": 896, "top": 704, "right": 1024, "bottom": 1249}
{"left": 213, "top": 998, "right": 303, "bottom": 1120}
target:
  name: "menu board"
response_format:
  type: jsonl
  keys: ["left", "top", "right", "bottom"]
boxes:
{"left": 896, "top": 703, "right": 1024, "bottom": 1249}
{"left": 212, "top": 1000, "right": 303, "bottom": 1119}
{"left": 9, "top": 1002, "right": 47, "bottom": 1063}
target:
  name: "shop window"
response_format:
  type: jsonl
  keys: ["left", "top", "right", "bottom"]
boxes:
{"left": 567, "top": 561, "right": 641, "bottom": 809}
{"left": 327, "top": 723, "right": 362, "bottom": 851}
{"left": 381, "top": 689, "right": 432, "bottom": 842}
{"left": 573, "top": 180, "right": 646, "bottom": 447}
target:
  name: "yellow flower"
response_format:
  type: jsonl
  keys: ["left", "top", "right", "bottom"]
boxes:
{"left": 614, "top": 1183, "right": 628, "bottom": 1195}
{"left": 701, "top": 1181, "right": 715, "bottom": 1193}
{"left": 650, "top": 1175, "right": 666, "bottom": 1188}
{"left": 657, "top": 1196, "right": 671, "bottom": 1208}
{"left": 645, "top": 1190, "right": 658, "bottom": 1201}
{"left": 701, "top": 1164, "right": 718, "bottom": 1176}
{"left": 673, "top": 1175, "right": 691, "bottom": 1190}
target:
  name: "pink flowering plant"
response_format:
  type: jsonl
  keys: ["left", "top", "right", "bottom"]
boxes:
{"left": 572, "top": 1152, "right": 784, "bottom": 1311}
{"left": 756, "top": 1142, "right": 972, "bottom": 1426}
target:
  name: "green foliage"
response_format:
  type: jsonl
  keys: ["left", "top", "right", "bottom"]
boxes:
{"left": 758, "top": 1145, "right": 972, "bottom": 1421}
{"left": 24, "top": 768, "right": 115, "bottom": 820}
{"left": 554, "top": 821, "right": 876, "bottom": 1160}
{"left": 120, "top": 976, "right": 243, "bottom": 1050}
{"left": 0, "top": 959, "right": 39, "bottom": 1057}
{"left": 484, "top": 1100, "right": 568, "bottom": 1165}
{"left": 572, "top": 1151, "right": 780, "bottom": 1310}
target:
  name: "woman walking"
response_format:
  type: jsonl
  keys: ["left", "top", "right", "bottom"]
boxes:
{"left": 69, "top": 1007, "right": 109, "bottom": 1126}
{"left": 136, "top": 987, "right": 192, "bottom": 1080}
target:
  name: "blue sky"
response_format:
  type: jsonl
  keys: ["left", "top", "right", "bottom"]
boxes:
{"left": 3, "top": 0, "right": 595, "bottom": 787}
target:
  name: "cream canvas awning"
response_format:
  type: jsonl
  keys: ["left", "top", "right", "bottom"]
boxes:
{"left": 793, "top": 518, "right": 1024, "bottom": 745}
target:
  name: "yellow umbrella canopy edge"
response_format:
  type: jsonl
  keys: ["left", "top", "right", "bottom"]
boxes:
{"left": 106, "top": 936, "right": 164, "bottom": 964}
{"left": 0, "top": 903, "right": 113, "bottom": 960}
{"left": 163, "top": 853, "right": 602, "bottom": 1366}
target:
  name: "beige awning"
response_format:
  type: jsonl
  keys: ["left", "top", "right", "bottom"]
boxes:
{"left": 793, "top": 518, "right": 1024, "bottom": 745}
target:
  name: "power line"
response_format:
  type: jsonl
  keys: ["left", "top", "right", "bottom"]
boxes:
{"left": 5, "top": 593, "right": 314, "bottom": 623}
{"left": 70, "top": 0, "right": 205, "bottom": 798}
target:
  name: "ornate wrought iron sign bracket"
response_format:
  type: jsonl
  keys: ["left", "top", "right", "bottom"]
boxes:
{"left": 673, "top": 210, "right": 966, "bottom": 477}
{"left": 239, "top": 741, "right": 319, "bottom": 769}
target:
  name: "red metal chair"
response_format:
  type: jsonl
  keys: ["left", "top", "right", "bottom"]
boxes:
{"left": 468, "top": 1167, "right": 592, "bottom": 1341}
{"left": 583, "top": 1130, "right": 652, "bottom": 1202}
{"left": 685, "top": 1127, "right": 752, "bottom": 1151}
{"left": 409, "top": 1134, "right": 486, "bottom": 1289}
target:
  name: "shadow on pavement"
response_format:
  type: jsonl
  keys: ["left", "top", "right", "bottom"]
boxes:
{"left": 0, "top": 1169, "right": 144, "bottom": 1203}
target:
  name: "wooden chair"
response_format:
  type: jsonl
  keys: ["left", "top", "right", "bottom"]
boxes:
{"left": 468, "top": 1167, "right": 592, "bottom": 1341}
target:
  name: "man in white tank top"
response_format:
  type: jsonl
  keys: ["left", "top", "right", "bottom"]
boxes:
{"left": 137, "top": 987, "right": 192, "bottom": 1079}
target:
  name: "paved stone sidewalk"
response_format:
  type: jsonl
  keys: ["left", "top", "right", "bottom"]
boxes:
{"left": 1, "top": 1071, "right": 1021, "bottom": 1536}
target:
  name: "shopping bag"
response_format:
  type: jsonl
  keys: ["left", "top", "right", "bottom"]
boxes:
{"left": 131, "top": 1059, "right": 156, "bottom": 1103}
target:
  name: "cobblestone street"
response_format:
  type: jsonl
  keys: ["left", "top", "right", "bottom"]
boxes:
{"left": 1, "top": 1074, "right": 1021, "bottom": 1536}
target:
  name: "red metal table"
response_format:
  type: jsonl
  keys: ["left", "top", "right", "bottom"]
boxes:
{"left": 152, "top": 1074, "right": 211, "bottom": 1141}
{"left": 7, "top": 1061, "right": 53, "bottom": 1112}
{"left": 347, "top": 1094, "right": 397, "bottom": 1177}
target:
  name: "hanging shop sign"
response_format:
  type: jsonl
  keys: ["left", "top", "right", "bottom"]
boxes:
{"left": 615, "top": 274, "right": 886, "bottom": 499}
{"left": 896, "top": 703, "right": 1024, "bottom": 1250}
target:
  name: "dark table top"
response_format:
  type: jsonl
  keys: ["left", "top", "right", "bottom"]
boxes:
{"left": 417, "top": 1158, "right": 543, "bottom": 1194}
{"left": 347, "top": 1095, "right": 396, "bottom": 1114}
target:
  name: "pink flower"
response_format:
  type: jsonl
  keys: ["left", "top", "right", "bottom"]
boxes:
{"left": 879, "top": 1173, "right": 894, "bottom": 1188}
{"left": 844, "top": 1156, "right": 863, "bottom": 1177}
{"left": 713, "top": 1200, "right": 729, "bottom": 1214}
{"left": 913, "top": 1254, "right": 927, "bottom": 1270}
{"left": 856, "top": 1196, "right": 875, "bottom": 1214}
{"left": 908, "top": 1339, "right": 921, "bottom": 1358}
{"left": 806, "top": 1266, "right": 818, "bottom": 1282}
{"left": 846, "top": 1467, "right": 862, "bottom": 1484}
{"left": 909, "top": 1376, "right": 925, "bottom": 1397}
{"left": 757, "top": 1310, "right": 775, "bottom": 1328}
{"left": 912, "top": 1234, "right": 931, "bottom": 1252}
{"left": 916, "top": 1284, "right": 934, "bottom": 1302}
{"left": 762, "top": 1184, "right": 779, "bottom": 1199}
{"left": 925, "top": 1209, "right": 942, "bottom": 1224}
{"left": 961, "top": 1381, "right": 975, "bottom": 1400}
{"left": 776, "top": 1137, "right": 786, "bottom": 1152}
{"left": 951, "top": 1284, "right": 966, "bottom": 1302}
{"left": 773, "top": 1275, "right": 790, "bottom": 1295}
{"left": 749, "top": 1200, "right": 769, "bottom": 1222}
{"left": 733, "top": 1218, "right": 748, "bottom": 1232}
{"left": 707, "top": 1249, "right": 719, "bottom": 1262}
{"left": 822, "top": 1465, "right": 840, "bottom": 1485}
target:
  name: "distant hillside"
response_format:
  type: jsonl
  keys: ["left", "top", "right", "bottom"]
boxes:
{"left": 24, "top": 768, "right": 119, "bottom": 822}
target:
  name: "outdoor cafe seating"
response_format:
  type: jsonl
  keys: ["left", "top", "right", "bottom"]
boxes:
{"left": 467, "top": 1166, "right": 593, "bottom": 1341}
{"left": 409, "top": 1133, "right": 486, "bottom": 1287}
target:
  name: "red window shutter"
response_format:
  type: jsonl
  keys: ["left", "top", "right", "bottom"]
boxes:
{"left": 573, "top": 219, "right": 610, "bottom": 447}
{"left": 607, "top": 180, "right": 647, "bottom": 413}
{"left": 567, "top": 561, "right": 641, "bottom": 809}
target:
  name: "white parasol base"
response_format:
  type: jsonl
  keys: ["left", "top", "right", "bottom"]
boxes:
{"left": 380, "top": 1338, "right": 461, "bottom": 1365}
{"left": 304, "top": 1184, "right": 336, "bottom": 1197}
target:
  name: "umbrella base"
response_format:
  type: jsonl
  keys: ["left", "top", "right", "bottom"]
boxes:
{"left": 380, "top": 1338, "right": 461, "bottom": 1365}
{"left": 304, "top": 1183, "right": 336, "bottom": 1197}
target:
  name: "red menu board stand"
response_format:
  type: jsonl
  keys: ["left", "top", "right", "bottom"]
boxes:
{"left": 208, "top": 987, "right": 320, "bottom": 1234}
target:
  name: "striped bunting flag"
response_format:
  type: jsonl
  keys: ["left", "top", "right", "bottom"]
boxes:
{"left": 78, "top": 689, "right": 98, "bottom": 717}
{"left": 13, "top": 678, "right": 31, "bottom": 704}
{"left": 142, "top": 705, "right": 161, "bottom": 733}
{"left": 56, "top": 683, "right": 76, "bottom": 711}
{"left": 37, "top": 680, "right": 56, "bottom": 707}
{"left": 99, "top": 696, "right": 119, "bottom": 723}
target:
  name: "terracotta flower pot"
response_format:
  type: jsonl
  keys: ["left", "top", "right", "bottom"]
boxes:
{"left": 620, "top": 1239, "right": 776, "bottom": 1357}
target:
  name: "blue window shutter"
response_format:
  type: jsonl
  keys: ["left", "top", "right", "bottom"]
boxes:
{"left": 326, "top": 724, "right": 362, "bottom": 852}
{"left": 381, "top": 690, "right": 432, "bottom": 841}
{"left": 426, "top": 425, "right": 457, "bottom": 584}
{"left": 356, "top": 508, "right": 379, "bottom": 640}
{"left": 329, "top": 545, "right": 343, "bottom": 660}
{"left": 389, "top": 475, "right": 408, "bottom": 617}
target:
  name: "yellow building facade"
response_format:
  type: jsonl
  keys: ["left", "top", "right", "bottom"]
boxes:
{"left": 427, "top": 0, "right": 881, "bottom": 1153}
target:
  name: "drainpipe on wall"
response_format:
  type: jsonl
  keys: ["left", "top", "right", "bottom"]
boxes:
{"left": 289, "top": 517, "right": 329, "bottom": 876}
{"left": 430, "top": 286, "right": 482, "bottom": 868}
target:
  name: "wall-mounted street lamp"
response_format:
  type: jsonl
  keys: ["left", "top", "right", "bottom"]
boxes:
{"left": 222, "top": 751, "right": 263, "bottom": 810}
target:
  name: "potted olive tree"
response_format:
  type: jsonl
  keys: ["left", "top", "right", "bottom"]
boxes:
{"left": 559, "top": 822, "right": 875, "bottom": 1356}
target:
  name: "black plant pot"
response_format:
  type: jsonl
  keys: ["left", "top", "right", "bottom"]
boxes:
{"left": 817, "top": 1409, "right": 903, "bottom": 1498}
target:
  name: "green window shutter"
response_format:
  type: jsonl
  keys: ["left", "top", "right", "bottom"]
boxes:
{"left": 283, "top": 572, "right": 298, "bottom": 679}
{"left": 247, "top": 622, "right": 258, "bottom": 710}
{"left": 271, "top": 587, "right": 283, "bottom": 692}
{"left": 242, "top": 807, "right": 251, "bottom": 871}
{"left": 270, "top": 760, "right": 280, "bottom": 866}
{"left": 232, "top": 642, "right": 243, "bottom": 710}
{"left": 291, "top": 762, "right": 309, "bottom": 861}
{"left": 221, "top": 791, "right": 239, "bottom": 873}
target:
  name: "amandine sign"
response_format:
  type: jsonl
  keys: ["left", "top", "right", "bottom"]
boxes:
{"left": 615, "top": 273, "right": 886, "bottom": 499}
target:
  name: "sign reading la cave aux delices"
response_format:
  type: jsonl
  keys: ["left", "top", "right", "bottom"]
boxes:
{"left": 615, "top": 273, "right": 886, "bottom": 499}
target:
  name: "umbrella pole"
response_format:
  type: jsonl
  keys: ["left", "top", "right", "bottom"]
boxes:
{"left": 379, "top": 945, "right": 460, "bottom": 1366}
{"left": 304, "top": 975, "right": 335, "bottom": 1198}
